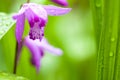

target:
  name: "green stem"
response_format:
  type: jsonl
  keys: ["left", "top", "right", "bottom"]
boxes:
{"left": 13, "top": 41, "right": 23, "bottom": 74}
{"left": 13, "top": 42, "right": 18, "bottom": 74}
{"left": 27, "top": 0, "right": 30, "bottom": 3}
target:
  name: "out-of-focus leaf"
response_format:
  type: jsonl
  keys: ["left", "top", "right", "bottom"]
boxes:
{"left": 0, "top": 13, "right": 15, "bottom": 40}
{"left": 0, "top": 44, "right": 7, "bottom": 71}
{"left": 0, "top": 71, "right": 29, "bottom": 80}
{"left": 0, "top": 0, "right": 14, "bottom": 13}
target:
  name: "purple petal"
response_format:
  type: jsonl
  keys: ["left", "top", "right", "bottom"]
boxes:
{"left": 12, "top": 4, "right": 28, "bottom": 43}
{"left": 14, "top": 13, "right": 25, "bottom": 43}
{"left": 40, "top": 38, "right": 63, "bottom": 56}
{"left": 43, "top": 5, "right": 71, "bottom": 16}
{"left": 51, "top": 0, "right": 68, "bottom": 6}
{"left": 24, "top": 36, "right": 41, "bottom": 72}
{"left": 31, "top": 56, "right": 41, "bottom": 73}
{"left": 25, "top": 4, "right": 47, "bottom": 27}
{"left": 39, "top": 48, "right": 44, "bottom": 57}
{"left": 29, "top": 4, "right": 47, "bottom": 21}
{"left": 13, "top": 5, "right": 26, "bottom": 19}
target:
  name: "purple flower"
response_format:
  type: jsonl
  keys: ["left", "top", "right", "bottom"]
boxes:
{"left": 24, "top": 36, "right": 63, "bottom": 72}
{"left": 51, "top": 0, "right": 68, "bottom": 6}
{"left": 13, "top": 3, "right": 71, "bottom": 44}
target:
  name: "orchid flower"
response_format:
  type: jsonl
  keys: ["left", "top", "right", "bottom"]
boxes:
{"left": 24, "top": 36, "right": 63, "bottom": 72}
{"left": 13, "top": 3, "right": 71, "bottom": 44}
{"left": 51, "top": 0, "right": 68, "bottom": 6}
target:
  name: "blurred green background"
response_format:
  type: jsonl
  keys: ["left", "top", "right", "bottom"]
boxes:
{"left": 0, "top": 0, "right": 96, "bottom": 80}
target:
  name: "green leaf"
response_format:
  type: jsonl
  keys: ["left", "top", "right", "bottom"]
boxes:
{"left": 0, "top": 13, "right": 15, "bottom": 40}
{"left": 91, "top": 0, "right": 120, "bottom": 80}
{"left": 0, "top": 71, "right": 29, "bottom": 80}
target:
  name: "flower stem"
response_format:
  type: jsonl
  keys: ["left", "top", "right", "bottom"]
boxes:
{"left": 13, "top": 42, "right": 18, "bottom": 74}
{"left": 13, "top": 41, "right": 23, "bottom": 74}
{"left": 27, "top": 0, "right": 30, "bottom": 3}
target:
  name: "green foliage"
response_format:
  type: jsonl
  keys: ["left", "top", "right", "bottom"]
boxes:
{"left": 0, "top": 13, "right": 15, "bottom": 40}
{"left": 0, "top": 71, "right": 28, "bottom": 80}
{"left": 91, "top": 0, "right": 120, "bottom": 80}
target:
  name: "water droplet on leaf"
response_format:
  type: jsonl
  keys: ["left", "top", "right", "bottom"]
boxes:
{"left": 96, "top": 3, "right": 101, "bottom": 7}
{"left": 109, "top": 52, "right": 114, "bottom": 57}
{"left": 111, "top": 37, "right": 115, "bottom": 42}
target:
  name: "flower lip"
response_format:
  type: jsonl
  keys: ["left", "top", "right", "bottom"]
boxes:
{"left": 29, "top": 24, "right": 44, "bottom": 41}
{"left": 23, "top": 36, "right": 63, "bottom": 72}
{"left": 29, "top": 17, "right": 46, "bottom": 28}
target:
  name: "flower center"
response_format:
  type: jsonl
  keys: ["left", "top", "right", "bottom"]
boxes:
{"left": 29, "top": 22, "right": 44, "bottom": 40}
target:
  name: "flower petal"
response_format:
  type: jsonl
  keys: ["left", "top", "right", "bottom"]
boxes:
{"left": 51, "top": 0, "right": 68, "bottom": 6}
{"left": 40, "top": 38, "right": 63, "bottom": 56}
{"left": 25, "top": 4, "right": 47, "bottom": 27}
{"left": 24, "top": 36, "right": 41, "bottom": 72}
{"left": 31, "top": 56, "right": 41, "bottom": 73}
{"left": 29, "top": 4, "right": 47, "bottom": 21}
{"left": 14, "top": 13, "right": 25, "bottom": 43}
{"left": 39, "top": 48, "right": 44, "bottom": 57}
{"left": 12, "top": 6, "right": 26, "bottom": 19}
{"left": 43, "top": 5, "right": 71, "bottom": 16}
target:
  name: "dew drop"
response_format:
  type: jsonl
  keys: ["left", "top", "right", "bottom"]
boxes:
{"left": 111, "top": 37, "right": 115, "bottom": 42}
{"left": 109, "top": 52, "right": 114, "bottom": 57}
{"left": 96, "top": 3, "right": 101, "bottom": 7}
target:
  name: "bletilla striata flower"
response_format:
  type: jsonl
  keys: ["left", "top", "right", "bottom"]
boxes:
{"left": 24, "top": 36, "right": 63, "bottom": 72}
{"left": 13, "top": 3, "right": 71, "bottom": 43}
{"left": 51, "top": 0, "right": 68, "bottom": 6}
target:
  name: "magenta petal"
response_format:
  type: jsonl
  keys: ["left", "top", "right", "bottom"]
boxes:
{"left": 29, "top": 5, "right": 47, "bottom": 21}
{"left": 12, "top": 6, "right": 26, "bottom": 43}
{"left": 24, "top": 36, "right": 41, "bottom": 72}
{"left": 52, "top": 0, "right": 68, "bottom": 6}
{"left": 31, "top": 56, "right": 41, "bottom": 73}
{"left": 24, "top": 36, "right": 63, "bottom": 72}
{"left": 13, "top": 6, "right": 26, "bottom": 19}
{"left": 25, "top": 5, "right": 47, "bottom": 27}
{"left": 43, "top": 5, "right": 71, "bottom": 16}
{"left": 14, "top": 13, "right": 25, "bottom": 43}
{"left": 40, "top": 38, "right": 63, "bottom": 56}
{"left": 39, "top": 49, "right": 44, "bottom": 57}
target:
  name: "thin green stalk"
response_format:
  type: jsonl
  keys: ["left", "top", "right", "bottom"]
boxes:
{"left": 27, "top": 0, "right": 30, "bottom": 3}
